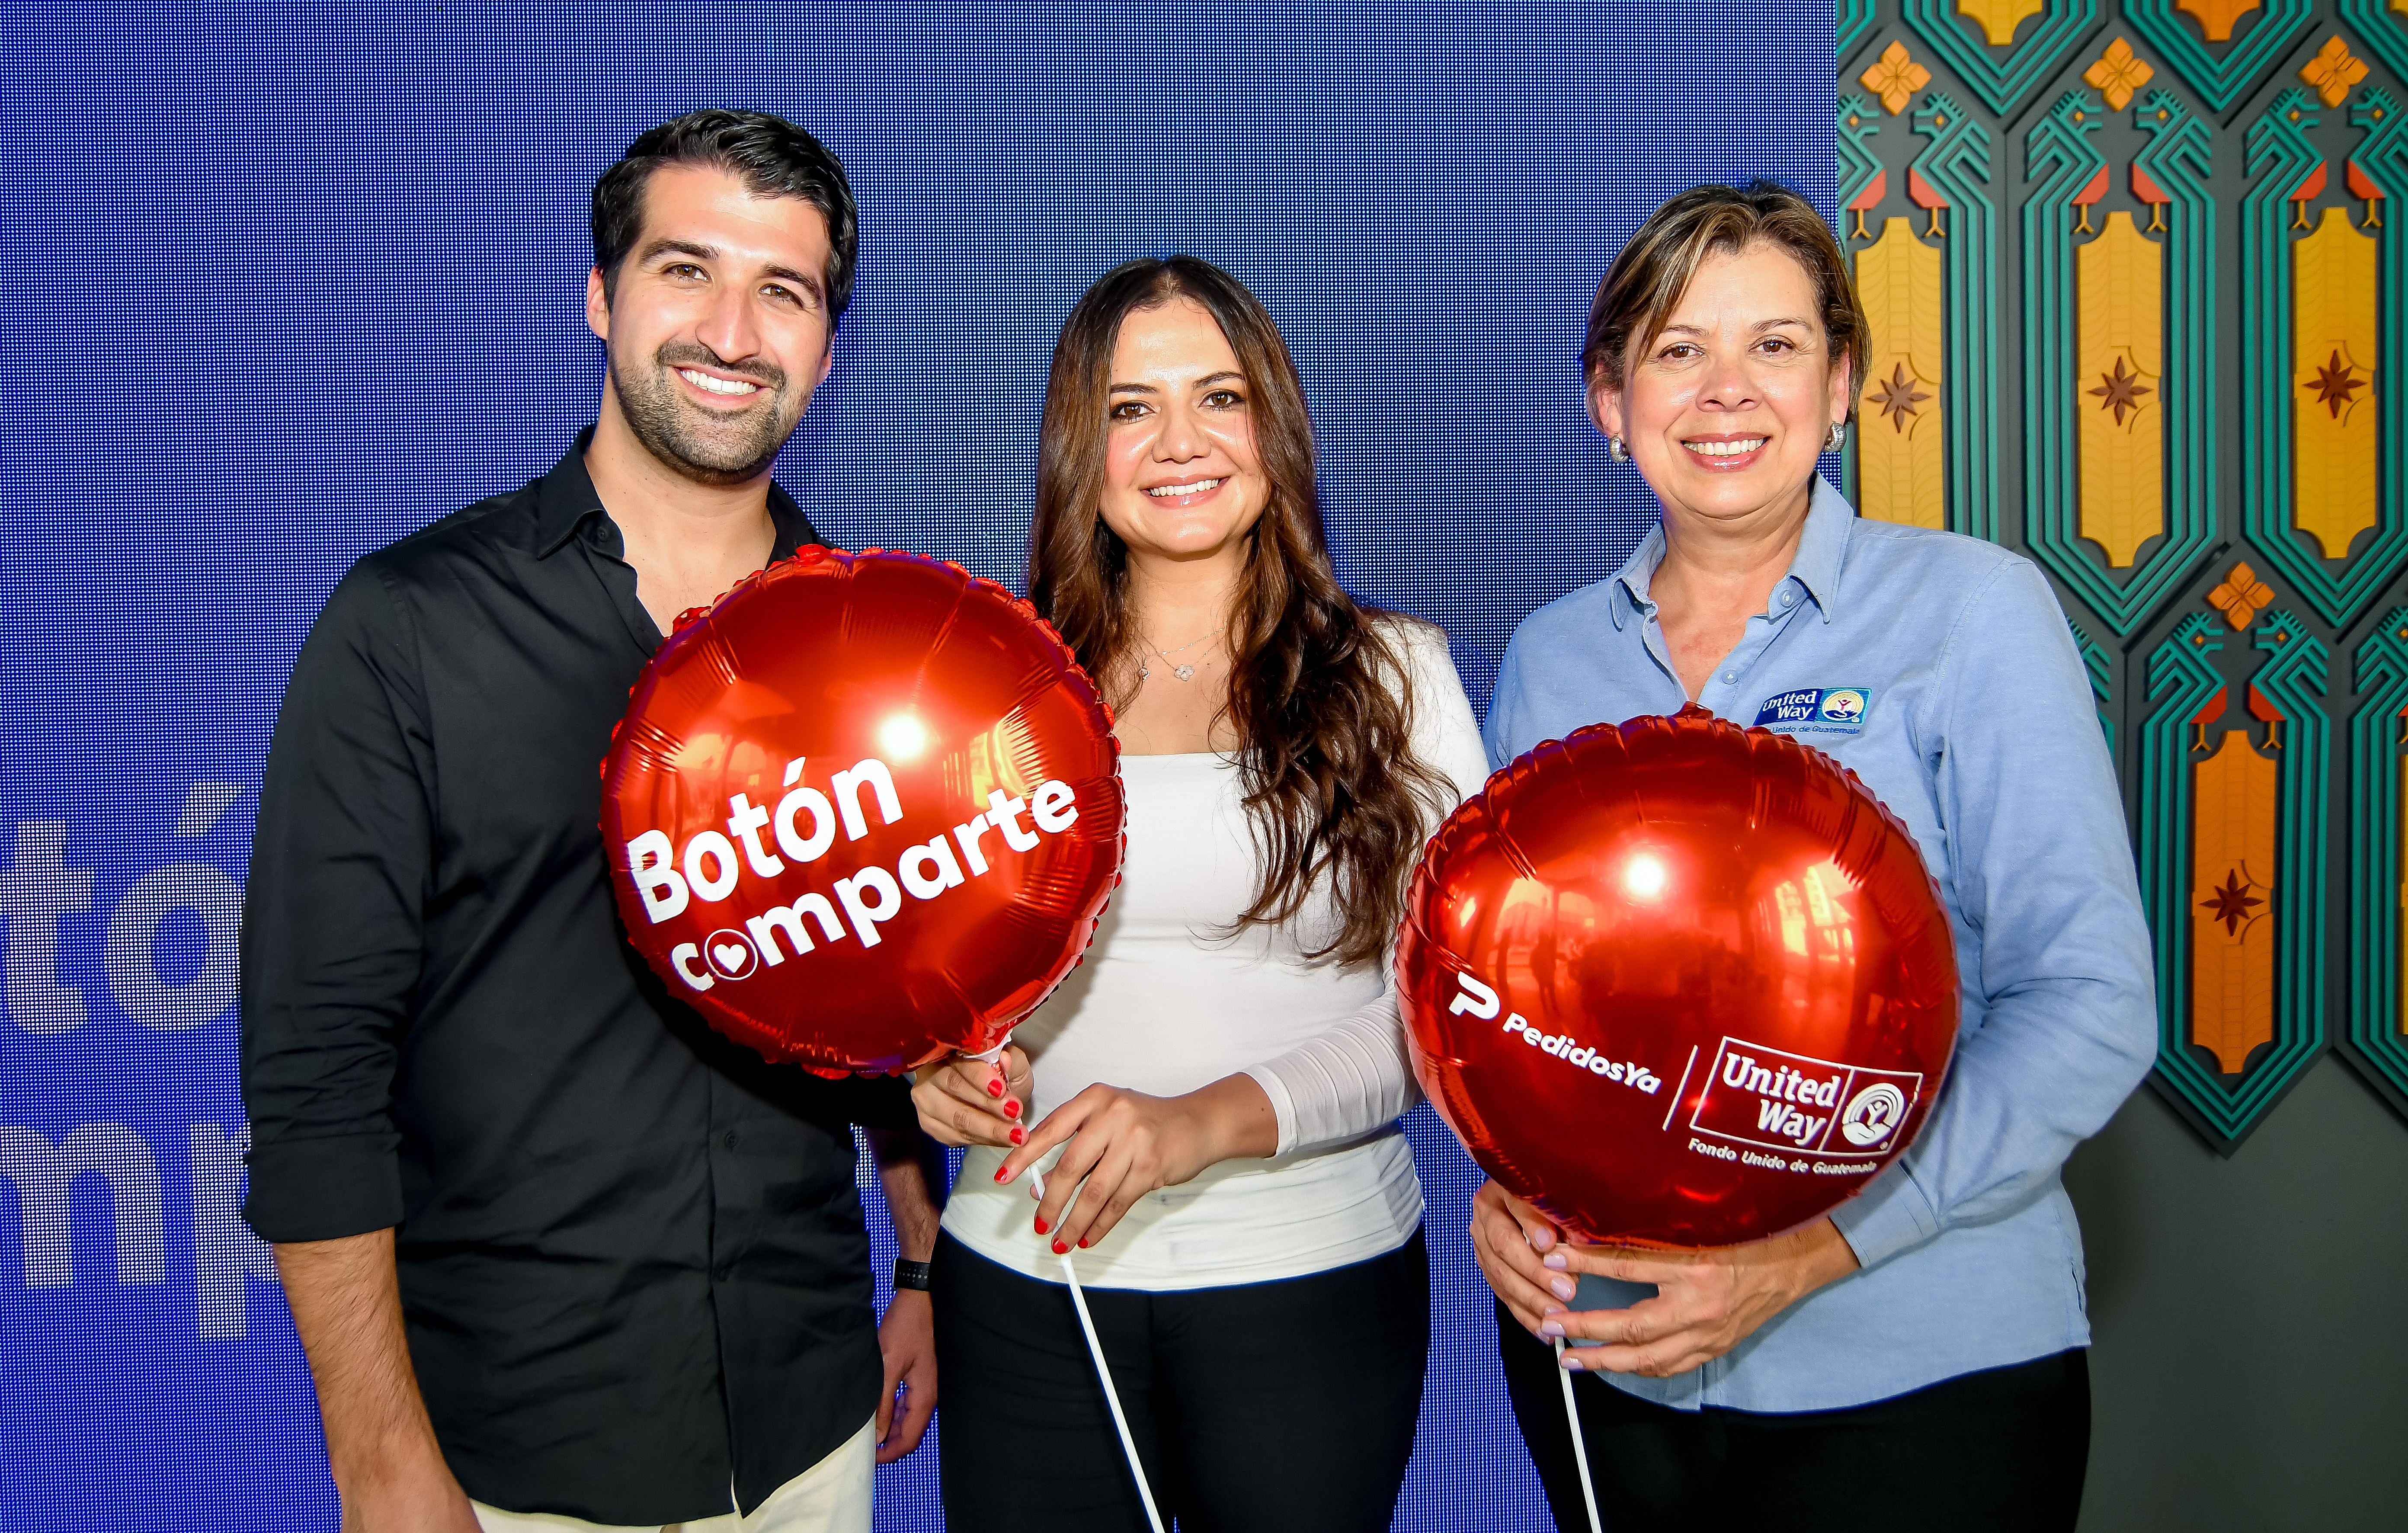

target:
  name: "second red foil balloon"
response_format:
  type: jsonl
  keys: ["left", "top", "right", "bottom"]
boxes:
{"left": 1397, "top": 707, "right": 1959, "bottom": 1249}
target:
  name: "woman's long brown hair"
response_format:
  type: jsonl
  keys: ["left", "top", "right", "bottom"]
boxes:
{"left": 1028, "top": 256, "right": 1452, "bottom": 968}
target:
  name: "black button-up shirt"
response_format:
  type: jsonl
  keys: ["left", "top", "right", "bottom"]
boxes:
{"left": 240, "top": 434, "right": 907, "bottom": 1521}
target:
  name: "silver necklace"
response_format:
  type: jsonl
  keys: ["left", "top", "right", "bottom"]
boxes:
{"left": 1138, "top": 632, "right": 1215, "bottom": 683}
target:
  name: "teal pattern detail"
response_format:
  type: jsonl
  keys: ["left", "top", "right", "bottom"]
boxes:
{"left": 1910, "top": 91, "right": 1999, "bottom": 543}
{"left": 1839, "top": 92, "right": 1886, "bottom": 214}
{"left": 2139, "top": 611, "right": 2331, "bottom": 1147}
{"left": 2020, "top": 94, "right": 2107, "bottom": 608}
{"left": 2242, "top": 88, "right": 2408, "bottom": 627}
{"left": 2347, "top": 607, "right": 2408, "bottom": 1116}
{"left": 2023, "top": 90, "right": 2218, "bottom": 635}
{"left": 1900, "top": 0, "right": 2100, "bottom": 118}
{"left": 2123, "top": 0, "right": 2314, "bottom": 114}
{"left": 1838, "top": 0, "right": 1879, "bottom": 64}
{"left": 1839, "top": 92, "right": 1885, "bottom": 508}
{"left": 2340, "top": 0, "right": 2408, "bottom": 84}
{"left": 2071, "top": 616, "right": 2113, "bottom": 750}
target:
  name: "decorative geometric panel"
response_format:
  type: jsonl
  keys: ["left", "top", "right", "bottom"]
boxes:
{"left": 2347, "top": 610, "right": 2408, "bottom": 1105}
{"left": 2242, "top": 84, "right": 2408, "bottom": 628}
{"left": 2126, "top": 0, "right": 2317, "bottom": 111}
{"left": 1902, "top": 0, "right": 2104, "bottom": 117}
{"left": 2137, "top": 610, "right": 2330, "bottom": 1141}
{"left": 1838, "top": 3, "right": 2408, "bottom": 1147}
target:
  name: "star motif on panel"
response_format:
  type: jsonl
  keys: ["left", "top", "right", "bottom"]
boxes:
{"left": 2083, "top": 38, "right": 2155, "bottom": 112}
{"left": 2299, "top": 35, "right": 2368, "bottom": 109}
{"left": 2208, "top": 562, "right": 2274, "bottom": 630}
{"left": 2088, "top": 357, "right": 2152, "bottom": 425}
{"left": 2200, "top": 867, "right": 2265, "bottom": 937}
{"left": 2307, "top": 349, "right": 2364, "bottom": 418}
{"left": 1870, "top": 364, "right": 1932, "bottom": 432}
{"left": 1860, "top": 41, "right": 1930, "bottom": 116}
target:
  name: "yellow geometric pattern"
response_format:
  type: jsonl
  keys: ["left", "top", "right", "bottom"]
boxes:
{"left": 2175, "top": 0, "right": 2260, "bottom": 42}
{"left": 1958, "top": 0, "right": 2045, "bottom": 45}
{"left": 2078, "top": 212, "right": 2165, "bottom": 568}
{"left": 2083, "top": 37, "right": 2155, "bottom": 112}
{"left": 2192, "top": 730, "right": 2278, "bottom": 1075}
{"left": 2293, "top": 206, "right": 2379, "bottom": 560}
{"left": 1854, "top": 217, "right": 1947, "bottom": 531}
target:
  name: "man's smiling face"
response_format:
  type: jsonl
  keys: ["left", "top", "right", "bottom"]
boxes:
{"left": 585, "top": 163, "right": 839, "bottom": 486}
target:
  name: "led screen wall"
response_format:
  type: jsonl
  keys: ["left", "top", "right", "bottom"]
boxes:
{"left": 0, "top": 3, "right": 1833, "bottom": 1525}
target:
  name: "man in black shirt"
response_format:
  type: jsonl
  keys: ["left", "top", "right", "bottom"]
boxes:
{"left": 240, "top": 111, "right": 942, "bottom": 1532}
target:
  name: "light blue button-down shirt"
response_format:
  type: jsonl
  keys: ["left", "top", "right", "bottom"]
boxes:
{"left": 1484, "top": 477, "right": 2156, "bottom": 1412}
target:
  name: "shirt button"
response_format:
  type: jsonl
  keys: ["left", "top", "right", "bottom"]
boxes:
{"left": 1721, "top": 671, "right": 1736, "bottom": 685}
{"left": 1780, "top": 589, "right": 1797, "bottom": 607}
{"left": 722, "top": 1130, "right": 739, "bottom": 1151}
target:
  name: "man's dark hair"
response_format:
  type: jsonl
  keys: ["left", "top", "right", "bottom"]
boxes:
{"left": 590, "top": 109, "right": 859, "bottom": 323}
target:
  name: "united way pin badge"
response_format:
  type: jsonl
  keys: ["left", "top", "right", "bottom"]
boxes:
{"left": 1751, "top": 686, "right": 1872, "bottom": 736}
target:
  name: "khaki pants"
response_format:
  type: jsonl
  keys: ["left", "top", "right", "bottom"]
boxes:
{"left": 471, "top": 1416, "right": 875, "bottom": 1533}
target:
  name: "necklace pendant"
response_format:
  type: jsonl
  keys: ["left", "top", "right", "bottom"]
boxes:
{"left": 1139, "top": 661, "right": 1152, "bottom": 681}
{"left": 1173, "top": 664, "right": 1195, "bottom": 682}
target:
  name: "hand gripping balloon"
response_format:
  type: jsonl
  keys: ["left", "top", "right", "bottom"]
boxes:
{"left": 600, "top": 548, "right": 1125, "bottom": 1075}
{"left": 1397, "top": 705, "right": 1958, "bottom": 1249}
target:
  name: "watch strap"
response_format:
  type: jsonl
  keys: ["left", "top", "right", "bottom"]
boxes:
{"left": 892, "top": 1256, "right": 933, "bottom": 1293}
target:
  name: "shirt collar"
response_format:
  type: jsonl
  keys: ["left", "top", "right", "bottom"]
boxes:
{"left": 1608, "top": 474, "right": 1854, "bottom": 630}
{"left": 531, "top": 425, "right": 820, "bottom": 561}
{"left": 1786, "top": 475, "right": 1853, "bottom": 624}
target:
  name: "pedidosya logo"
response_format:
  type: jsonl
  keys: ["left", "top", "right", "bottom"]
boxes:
{"left": 1447, "top": 972, "right": 1665, "bottom": 1096}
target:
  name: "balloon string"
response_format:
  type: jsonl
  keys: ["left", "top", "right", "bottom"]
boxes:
{"left": 1554, "top": 1338, "right": 1604, "bottom": 1533}
{"left": 1030, "top": 1169, "right": 1166, "bottom": 1533}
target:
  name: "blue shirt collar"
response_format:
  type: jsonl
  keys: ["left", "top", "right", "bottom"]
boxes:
{"left": 1610, "top": 475, "right": 1854, "bottom": 630}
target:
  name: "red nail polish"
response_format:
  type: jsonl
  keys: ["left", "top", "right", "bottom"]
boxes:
{"left": 1051, "top": 1239, "right": 1069, "bottom": 1255}
{"left": 1077, "top": 1238, "right": 1090, "bottom": 1249}
{"left": 993, "top": 1165, "right": 1011, "bottom": 1183}
{"left": 986, "top": 1078, "right": 1004, "bottom": 1098}
{"left": 1003, "top": 1099, "right": 1022, "bottom": 1120}
{"left": 1009, "top": 1126, "right": 1026, "bottom": 1145}
{"left": 1033, "top": 1217, "right": 1049, "bottom": 1235}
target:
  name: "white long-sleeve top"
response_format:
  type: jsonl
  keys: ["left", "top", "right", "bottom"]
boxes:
{"left": 943, "top": 620, "right": 1492, "bottom": 1290}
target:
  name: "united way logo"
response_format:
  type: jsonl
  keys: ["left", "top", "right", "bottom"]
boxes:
{"left": 1752, "top": 685, "right": 1873, "bottom": 736}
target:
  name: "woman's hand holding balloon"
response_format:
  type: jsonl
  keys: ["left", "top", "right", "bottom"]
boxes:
{"left": 995, "top": 1076, "right": 1278, "bottom": 1254}
{"left": 1473, "top": 1179, "right": 1860, "bottom": 1378}
{"left": 1470, "top": 1179, "right": 1584, "bottom": 1335}
{"left": 911, "top": 1047, "right": 1034, "bottom": 1149}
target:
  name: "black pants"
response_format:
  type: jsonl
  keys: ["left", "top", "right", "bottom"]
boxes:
{"left": 933, "top": 1227, "right": 1430, "bottom": 1533}
{"left": 1497, "top": 1301, "right": 2090, "bottom": 1533}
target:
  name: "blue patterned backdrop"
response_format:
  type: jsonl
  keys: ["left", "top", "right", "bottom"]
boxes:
{"left": 0, "top": 3, "right": 1832, "bottom": 1524}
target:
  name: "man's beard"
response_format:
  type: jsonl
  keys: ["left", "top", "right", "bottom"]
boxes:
{"left": 611, "top": 340, "right": 801, "bottom": 486}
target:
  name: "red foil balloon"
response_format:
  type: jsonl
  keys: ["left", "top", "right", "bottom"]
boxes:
{"left": 600, "top": 548, "right": 1124, "bottom": 1075}
{"left": 1397, "top": 705, "right": 1958, "bottom": 1249}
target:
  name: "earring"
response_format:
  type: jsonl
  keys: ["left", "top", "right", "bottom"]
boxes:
{"left": 1606, "top": 436, "right": 1630, "bottom": 463}
{"left": 1823, "top": 421, "right": 1847, "bottom": 453}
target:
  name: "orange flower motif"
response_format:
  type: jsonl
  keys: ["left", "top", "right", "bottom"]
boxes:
{"left": 2083, "top": 38, "right": 2155, "bottom": 112}
{"left": 2299, "top": 35, "right": 2368, "bottom": 109}
{"left": 2208, "top": 563, "right": 2274, "bottom": 631}
{"left": 1860, "top": 42, "right": 1931, "bottom": 117}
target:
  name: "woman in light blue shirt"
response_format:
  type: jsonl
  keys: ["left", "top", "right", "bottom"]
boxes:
{"left": 1471, "top": 182, "right": 2155, "bottom": 1532}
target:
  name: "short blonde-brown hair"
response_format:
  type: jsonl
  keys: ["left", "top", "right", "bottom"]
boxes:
{"left": 1581, "top": 181, "right": 1870, "bottom": 399}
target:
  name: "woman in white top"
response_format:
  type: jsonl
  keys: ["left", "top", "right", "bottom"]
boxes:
{"left": 912, "top": 255, "right": 1489, "bottom": 1533}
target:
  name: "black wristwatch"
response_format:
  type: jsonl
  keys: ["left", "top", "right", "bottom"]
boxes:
{"left": 893, "top": 1257, "right": 933, "bottom": 1293}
